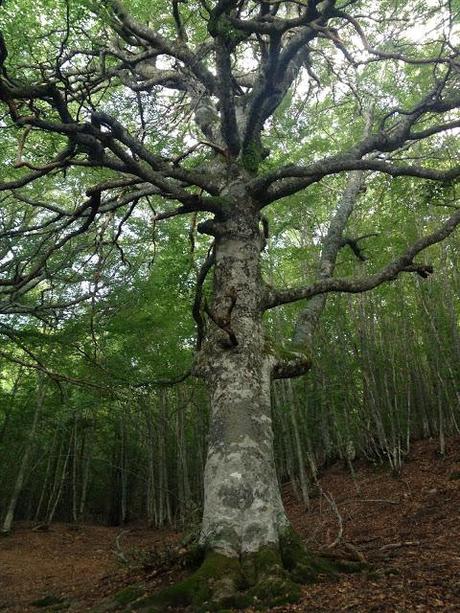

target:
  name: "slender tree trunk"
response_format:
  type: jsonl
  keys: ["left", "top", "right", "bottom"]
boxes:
{"left": 120, "top": 415, "right": 128, "bottom": 524}
{"left": 46, "top": 429, "right": 72, "bottom": 525}
{"left": 176, "top": 389, "right": 191, "bottom": 524}
{"left": 284, "top": 380, "right": 310, "bottom": 508}
{"left": 79, "top": 431, "right": 91, "bottom": 521}
{"left": 34, "top": 427, "right": 58, "bottom": 522}
{"left": 144, "top": 400, "right": 157, "bottom": 527}
{"left": 158, "top": 389, "right": 172, "bottom": 526}
{"left": 2, "top": 380, "right": 44, "bottom": 533}
{"left": 0, "top": 368, "right": 23, "bottom": 446}
{"left": 293, "top": 170, "right": 366, "bottom": 347}
{"left": 273, "top": 381, "right": 299, "bottom": 500}
{"left": 72, "top": 413, "right": 79, "bottom": 523}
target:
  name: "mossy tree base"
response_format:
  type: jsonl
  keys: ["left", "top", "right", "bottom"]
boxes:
{"left": 110, "top": 529, "right": 365, "bottom": 612}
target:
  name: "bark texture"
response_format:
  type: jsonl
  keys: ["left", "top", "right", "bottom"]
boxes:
{"left": 161, "top": 180, "right": 337, "bottom": 611}
{"left": 195, "top": 185, "right": 290, "bottom": 556}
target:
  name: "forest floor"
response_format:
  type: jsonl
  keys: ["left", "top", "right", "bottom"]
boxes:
{"left": 1, "top": 437, "right": 460, "bottom": 612}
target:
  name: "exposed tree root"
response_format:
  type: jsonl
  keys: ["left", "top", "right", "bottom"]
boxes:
{"left": 103, "top": 528, "right": 366, "bottom": 612}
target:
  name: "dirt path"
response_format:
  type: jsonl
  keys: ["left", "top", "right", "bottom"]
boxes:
{"left": 1, "top": 438, "right": 459, "bottom": 611}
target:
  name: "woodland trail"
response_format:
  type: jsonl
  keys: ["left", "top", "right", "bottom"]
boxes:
{"left": 1, "top": 437, "right": 459, "bottom": 612}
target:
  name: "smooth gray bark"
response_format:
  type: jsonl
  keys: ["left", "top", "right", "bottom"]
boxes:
{"left": 196, "top": 188, "right": 290, "bottom": 556}
{"left": 293, "top": 170, "right": 366, "bottom": 348}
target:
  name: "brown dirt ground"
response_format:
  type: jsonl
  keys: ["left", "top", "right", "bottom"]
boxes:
{"left": 1, "top": 437, "right": 459, "bottom": 612}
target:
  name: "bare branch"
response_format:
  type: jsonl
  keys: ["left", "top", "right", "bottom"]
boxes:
{"left": 253, "top": 158, "right": 460, "bottom": 204}
{"left": 265, "top": 207, "right": 460, "bottom": 309}
{"left": 105, "top": 0, "right": 218, "bottom": 94}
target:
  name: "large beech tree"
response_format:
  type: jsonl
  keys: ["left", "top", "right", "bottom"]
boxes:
{"left": 1, "top": 0, "right": 459, "bottom": 607}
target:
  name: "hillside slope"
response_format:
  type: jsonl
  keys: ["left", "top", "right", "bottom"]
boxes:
{"left": 1, "top": 437, "right": 459, "bottom": 612}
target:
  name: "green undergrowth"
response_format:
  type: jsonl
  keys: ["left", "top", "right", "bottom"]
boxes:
{"left": 30, "top": 594, "right": 69, "bottom": 609}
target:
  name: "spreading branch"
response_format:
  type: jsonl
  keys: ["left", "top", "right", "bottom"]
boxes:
{"left": 265, "top": 207, "right": 460, "bottom": 310}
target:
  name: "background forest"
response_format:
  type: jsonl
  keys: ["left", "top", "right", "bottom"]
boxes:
{"left": 0, "top": 0, "right": 459, "bottom": 540}
{"left": 1, "top": 172, "right": 458, "bottom": 531}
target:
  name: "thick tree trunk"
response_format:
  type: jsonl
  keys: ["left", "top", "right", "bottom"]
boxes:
{"left": 197, "top": 170, "right": 366, "bottom": 556}
{"left": 195, "top": 196, "right": 290, "bottom": 556}
{"left": 142, "top": 185, "right": 361, "bottom": 611}
{"left": 201, "top": 343, "right": 288, "bottom": 556}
